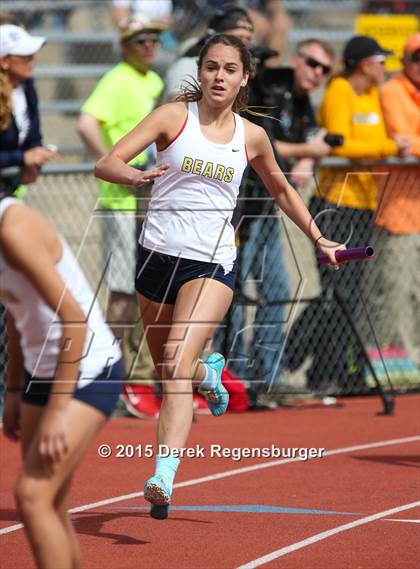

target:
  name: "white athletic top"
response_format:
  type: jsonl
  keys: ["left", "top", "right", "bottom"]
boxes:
{"left": 140, "top": 102, "right": 248, "bottom": 271}
{"left": 0, "top": 198, "right": 121, "bottom": 384}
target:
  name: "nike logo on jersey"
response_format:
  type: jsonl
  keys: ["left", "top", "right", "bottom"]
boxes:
{"left": 232, "top": 148, "right": 240, "bottom": 152}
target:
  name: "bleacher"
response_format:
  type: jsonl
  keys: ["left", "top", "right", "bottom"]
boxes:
{"left": 3, "top": 0, "right": 360, "bottom": 159}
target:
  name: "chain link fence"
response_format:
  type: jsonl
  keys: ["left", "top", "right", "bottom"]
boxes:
{"left": 218, "top": 158, "right": 420, "bottom": 407}
{"left": 1, "top": 159, "right": 419, "bottom": 410}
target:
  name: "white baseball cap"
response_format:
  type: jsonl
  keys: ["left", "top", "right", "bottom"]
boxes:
{"left": 0, "top": 25, "right": 46, "bottom": 57}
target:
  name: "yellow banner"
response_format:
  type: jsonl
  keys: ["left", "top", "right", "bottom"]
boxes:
{"left": 355, "top": 14, "right": 419, "bottom": 71}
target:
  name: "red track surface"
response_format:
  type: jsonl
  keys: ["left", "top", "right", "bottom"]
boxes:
{"left": 1, "top": 394, "right": 419, "bottom": 569}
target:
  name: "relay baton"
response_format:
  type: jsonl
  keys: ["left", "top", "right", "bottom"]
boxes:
{"left": 317, "top": 246, "right": 374, "bottom": 265}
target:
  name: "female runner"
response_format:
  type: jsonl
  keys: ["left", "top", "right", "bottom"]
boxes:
{"left": 1, "top": 194, "right": 124, "bottom": 567}
{"left": 95, "top": 33, "right": 344, "bottom": 518}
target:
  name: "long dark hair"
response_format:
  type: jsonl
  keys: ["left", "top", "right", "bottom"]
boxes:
{"left": 177, "top": 33, "right": 255, "bottom": 114}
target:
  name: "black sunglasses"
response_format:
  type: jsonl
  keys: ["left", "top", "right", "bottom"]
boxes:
{"left": 408, "top": 51, "right": 420, "bottom": 63}
{"left": 298, "top": 52, "right": 332, "bottom": 75}
{"left": 132, "top": 34, "right": 160, "bottom": 46}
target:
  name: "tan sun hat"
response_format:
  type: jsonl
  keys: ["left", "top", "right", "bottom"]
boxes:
{"left": 119, "top": 14, "right": 166, "bottom": 43}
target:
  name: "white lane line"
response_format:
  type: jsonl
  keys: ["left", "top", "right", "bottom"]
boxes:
{"left": 384, "top": 519, "right": 420, "bottom": 524}
{"left": 237, "top": 501, "right": 420, "bottom": 569}
{"left": 1, "top": 435, "right": 419, "bottom": 536}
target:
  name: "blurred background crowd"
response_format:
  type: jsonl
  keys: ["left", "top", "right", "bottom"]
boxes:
{"left": 1, "top": 0, "right": 419, "bottom": 417}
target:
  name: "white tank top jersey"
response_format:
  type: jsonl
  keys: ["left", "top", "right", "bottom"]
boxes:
{"left": 0, "top": 198, "right": 121, "bottom": 385}
{"left": 140, "top": 101, "right": 248, "bottom": 271}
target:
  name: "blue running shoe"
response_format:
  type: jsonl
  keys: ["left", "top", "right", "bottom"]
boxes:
{"left": 144, "top": 474, "right": 171, "bottom": 506}
{"left": 198, "top": 353, "right": 229, "bottom": 416}
{"left": 150, "top": 504, "right": 169, "bottom": 520}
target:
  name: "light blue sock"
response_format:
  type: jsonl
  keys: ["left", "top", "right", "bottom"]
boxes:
{"left": 155, "top": 454, "right": 180, "bottom": 493}
{"left": 200, "top": 362, "right": 217, "bottom": 390}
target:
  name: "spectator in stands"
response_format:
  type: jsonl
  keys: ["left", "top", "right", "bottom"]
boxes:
{"left": 380, "top": 33, "right": 420, "bottom": 156}
{"left": 228, "top": 39, "right": 334, "bottom": 404}
{"left": 296, "top": 35, "right": 410, "bottom": 392}
{"left": 313, "top": 35, "right": 410, "bottom": 269}
{"left": 111, "top": 0, "right": 176, "bottom": 74}
{"left": 263, "top": 39, "right": 335, "bottom": 185}
{"left": 77, "top": 15, "right": 164, "bottom": 419}
{"left": 164, "top": 4, "right": 254, "bottom": 101}
{"left": 363, "top": 33, "right": 420, "bottom": 369}
{"left": 0, "top": 24, "right": 56, "bottom": 198}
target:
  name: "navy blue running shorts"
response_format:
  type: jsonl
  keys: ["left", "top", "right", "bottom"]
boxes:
{"left": 21, "top": 359, "right": 124, "bottom": 418}
{"left": 135, "top": 245, "right": 237, "bottom": 304}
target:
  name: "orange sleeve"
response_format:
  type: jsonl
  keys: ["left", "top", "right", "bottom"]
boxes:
{"left": 381, "top": 79, "right": 420, "bottom": 157}
{"left": 412, "top": 137, "right": 420, "bottom": 156}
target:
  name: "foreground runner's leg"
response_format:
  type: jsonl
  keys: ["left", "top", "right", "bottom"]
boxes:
{"left": 17, "top": 400, "right": 106, "bottom": 569}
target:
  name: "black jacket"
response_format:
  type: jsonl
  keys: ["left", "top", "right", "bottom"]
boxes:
{"left": 248, "top": 66, "right": 316, "bottom": 153}
{"left": 0, "top": 79, "right": 42, "bottom": 195}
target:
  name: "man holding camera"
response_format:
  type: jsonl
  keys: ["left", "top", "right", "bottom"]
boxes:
{"left": 251, "top": 39, "right": 335, "bottom": 185}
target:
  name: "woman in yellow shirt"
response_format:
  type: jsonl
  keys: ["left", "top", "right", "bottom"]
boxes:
{"left": 312, "top": 36, "right": 409, "bottom": 276}
{"left": 316, "top": 35, "right": 409, "bottom": 212}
